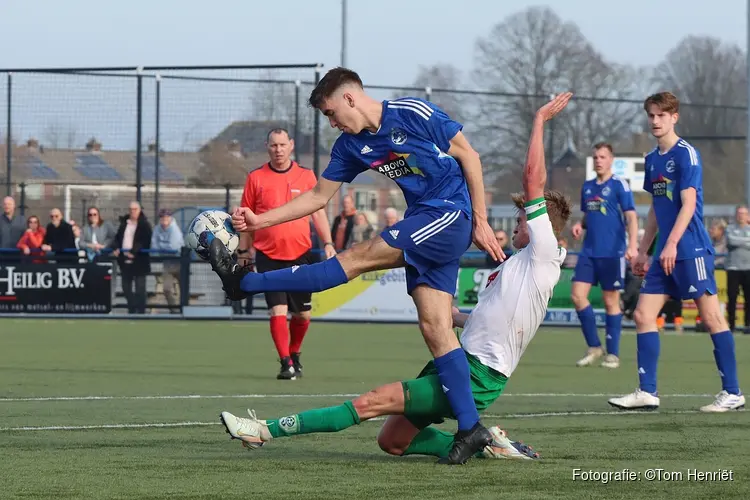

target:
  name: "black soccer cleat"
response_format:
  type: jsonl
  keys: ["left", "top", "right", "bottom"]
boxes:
{"left": 209, "top": 239, "right": 249, "bottom": 301}
{"left": 277, "top": 357, "right": 297, "bottom": 380}
{"left": 438, "top": 422, "right": 493, "bottom": 465}
{"left": 290, "top": 352, "right": 303, "bottom": 378}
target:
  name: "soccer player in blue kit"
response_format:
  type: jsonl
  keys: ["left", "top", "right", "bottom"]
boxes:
{"left": 609, "top": 92, "right": 745, "bottom": 412}
{"left": 571, "top": 143, "right": 638, "bottom": 369}
{"left": 210, "top": 67, "right": 505, "bottom": 463}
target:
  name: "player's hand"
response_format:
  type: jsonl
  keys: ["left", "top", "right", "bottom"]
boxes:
{"left": 232, "top": 207, "right": 258, "bottom": 232}
{"left": 632, "top": 252, "right": 649, "bottom": 277}
{"left": 625, "top": 245, "right": 639, "bottom": 262}
{"left": 323, "top": 244, "right": 337, "bottom": 260}
{"left": 536, "top": 92, "right": 573, "bottom": 122}
{"left": 571, "top": 222, "right": 584, "bottom": 240}
{"left": 473, "top": 217, "right": 505, "bottom": 263}
{"left": 659, "top": 242, "right": 677, "bottom": 276}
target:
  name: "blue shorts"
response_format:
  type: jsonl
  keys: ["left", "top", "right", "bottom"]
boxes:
{"left": 572, "top": 254, "right": 625, "bottom": 291}
{"left": 641, "top": 254, "right": 716, "bottom": 301}
{"left": 381, "top": 208, "right": 472, "bottom": 296}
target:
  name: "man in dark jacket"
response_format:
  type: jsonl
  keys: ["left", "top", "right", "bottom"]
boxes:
{"left": 41, "top": 208, "right": 76, "bottom": 256}
{"left": 112, "top": 201, "right": 152, "bottom": 314}
{"left": 331, "top": 195, "right": 356, "bottom": 252}
{"left": 0, "top": 196, "right": 25, "bottom": 248}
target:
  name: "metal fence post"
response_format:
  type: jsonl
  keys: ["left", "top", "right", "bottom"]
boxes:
{"left": 154, "top": 73, "right": 161, "bottom": 220}
{"left": 294, "top": 79, "right": 301, "bottom": 162}
{"left": 179, "top": 246, "right": 191, "bottom": 312}
{"left": 18, "top": 181, "right": 25, "bottom": 216}
{"left": 425, "top": 86, "right": 432, "bottom": 101}
{"left": 224, "top": 184, "right": 231, "bottom": 213}
{"left": 135, "top": 67, "right": 143, "bottom": 203}
{"left": 5, "top": 72, "right": 11, "bottom": 196}
{"left": 313, "top": 65, "right": 322, "bottom": 178}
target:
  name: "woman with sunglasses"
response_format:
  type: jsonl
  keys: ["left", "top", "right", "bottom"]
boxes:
{"left": 16, "top": 215, "right": 46, "bottom": 261}
{"left": 79, "top": 207, "right": 116, "bottom": 260}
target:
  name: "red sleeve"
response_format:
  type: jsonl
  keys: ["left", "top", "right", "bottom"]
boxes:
{"left": 241, "top": 172, "right": 257, "bottom": 211}
{"left": 304, "top": 169, "right": 317, "bottom": 192}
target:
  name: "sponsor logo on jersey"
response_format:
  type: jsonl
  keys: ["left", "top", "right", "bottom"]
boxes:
{"left": 651, "top": 174, "right": 674, "bottom": 201}
{"left": 370, "top": 152, "right": 425, "bottom": 180}
{"left": 485, "top": 270, "right": 499, "bottom": 289}
{"left": 585, "top": 196, "right": 607, "bottom": 215}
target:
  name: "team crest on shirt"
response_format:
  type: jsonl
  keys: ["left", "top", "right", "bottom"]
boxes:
{"left": 485, "top": 270, "right": 500, "bottom": 289}
{"left": 651, "top": 174, "right": 674, "bottom": 201}
{"left": 601, "top": 186, "right": 611, "bottom": 197}
{"left": 665, "top": 159, "right": 676, "bottom": 173}
{"left": 370, "top": 151, "right": 425, "bottom": 179}
{"left": 390, "top": 127, "right": 407, "bottom": 145}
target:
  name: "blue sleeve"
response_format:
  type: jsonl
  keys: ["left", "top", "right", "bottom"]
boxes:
{"left": 678, "top": 146, "right": 701, "bottom": 191}
{"left": 394, "top": 98, "right": 462, "bottom": 153}
{"left": 643, "top": 158, "right": 652, "bottom": 194}
{"left": 617, "top": 178, "right": 635, "bottom": 212}
{"left": 321, "top": 135, "right": 365, "bottom": 183}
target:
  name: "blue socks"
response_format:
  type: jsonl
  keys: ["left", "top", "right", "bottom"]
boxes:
{"left": 433, "top": 349, "right": 479, "bottom": 431}
{"left": 240, "top": 257, "right": 348, "bottom": 294}
{"left": 711, "top": 331, "right": 740, "bottom": 395}
{"left": 637, "top": 332, "right": 660, "bottom": 394}
{"left": 577, "top": 306, "right": 601, "bottom": 348}
{"left": 605, "top": 313, "right": 622, "bottom": 357}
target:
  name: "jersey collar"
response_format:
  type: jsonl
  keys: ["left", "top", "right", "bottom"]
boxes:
{"left": 266, "top": 160, "right": 296, "bottom": 174}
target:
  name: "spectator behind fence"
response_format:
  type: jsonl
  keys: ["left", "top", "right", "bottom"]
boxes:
{"left": 709, "top": 219, "right": 728, "bottom": 268}
{"left": 41, "top": 208, "right": 75, "bottom": 254}
{"left": 113, "top": 201, "right": 152, "bottom": 314}
{"left": 16, "top": 215, "right": 46, "bottom": 260}
{"left": 332, "top": 195, "right": 356, "bottom": 252}
{"left": 151, "top": 208, "right": 184, "bottom": 313}
{"left": 347, "top": 212, "right": 373, "bottom": 248}
{"left": 79, "top": 206, "right": 116, "bottom": 260}
{"left": 1, "top": 196, "right": 25, "bottom": 248}
{"left": 725, "top": 205, "right": 750, "bottom": 333}
{"left": 485, "top": 229, "right": 514, "bottom": 267}
{"left": 383, "top": 207, "right": 399, "bottom": 228}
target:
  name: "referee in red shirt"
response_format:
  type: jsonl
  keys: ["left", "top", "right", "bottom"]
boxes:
{"left": 238, "top": 128, "right": 337, "bottom": 380}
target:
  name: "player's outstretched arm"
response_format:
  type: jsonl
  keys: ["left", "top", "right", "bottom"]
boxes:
{"left": 232, "top": 178, "right": 341, "bottom": 232}
{"left": 451, "top": 306, "right": 469, "bottom": 328}
{"left": 447, "top": 132, "right": 504, "bottom": 262}
{"left": 524, "top": 93, "right": 573, "bottom": 201}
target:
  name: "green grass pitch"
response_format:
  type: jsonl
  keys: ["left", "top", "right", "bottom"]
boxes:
{"left": 1, "top": 319, "right": 749, "bottom": 499}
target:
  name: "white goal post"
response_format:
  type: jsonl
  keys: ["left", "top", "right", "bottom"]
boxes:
{"left": 63, "top": 184, "right": 245, "bottom": 223}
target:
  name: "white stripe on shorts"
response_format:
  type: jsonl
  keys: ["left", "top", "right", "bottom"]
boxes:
{"left": 411, "top": 210, "right": 461, "bottom": 245}
{"left": 695, "top": 256, "right": 707, "bottom": 281}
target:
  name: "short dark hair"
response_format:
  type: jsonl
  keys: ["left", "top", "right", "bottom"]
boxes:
{"left": 593, "top": 142, "right": 614, "bottom": 155}
{"left": 308, "top": 67, "right": 363, "bottom": 109}
{"left": 266, "top": 128, "right": 291, "bottom": 142}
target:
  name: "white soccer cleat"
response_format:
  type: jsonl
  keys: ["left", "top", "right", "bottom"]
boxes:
{"left": 481, "top": 427, "right": 540, "bottom": 460}
{"left": 576, "top": 346, "right": 604, "bottom": 367}
{"left": 608, "top": 389, "right": 660, "bottom": 411}
{"left": 219, "top": 409, "right": 272, "bottom": 449}
{"left": 700, "top": 391, "right": 746, "bottom": 413}
{"left": 600, "top": 354, "right": 620, "bottom": 369}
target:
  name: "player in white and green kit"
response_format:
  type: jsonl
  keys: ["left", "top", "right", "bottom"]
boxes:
{"left": 218, "top": 92, "right": 574, "bottom": 461}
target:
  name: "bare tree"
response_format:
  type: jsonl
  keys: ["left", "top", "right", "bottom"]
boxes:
{"left": 472, "top": 6, "right": 645, "bottom": 169}
{"left": 408, "top": 64, "right": 467, "bottom": 122}
{"left": 42, "top": 121, "right": 78, "bottom": 149}
{"left": 655, "top": 36, "right": 747, "bottom": 137}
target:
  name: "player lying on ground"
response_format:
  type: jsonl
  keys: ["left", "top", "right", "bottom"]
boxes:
{"left": 217, "top": 92, "right": 574, "bottom": 462}
{"left": 608, "top": 92, "right": 744, "bottom": 413}
{"left": 211, "top": 67, "right": 504, "bottom": 464}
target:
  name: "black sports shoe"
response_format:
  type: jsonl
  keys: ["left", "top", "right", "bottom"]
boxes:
{"left": 438, "top": 422, "right": 493, "bottom": 465}
{"left": 208, "top": 239, "right": 249, "bottom": 301}
{"left": 277, "top": 357, "right": 297, "bottom": 380}
{"left": 290, "top": 352, "right": 303, "bottom": 378}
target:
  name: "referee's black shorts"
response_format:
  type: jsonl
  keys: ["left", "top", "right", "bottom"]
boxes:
{"left": 254, "top": 250, "right": 314, "bottom": 313}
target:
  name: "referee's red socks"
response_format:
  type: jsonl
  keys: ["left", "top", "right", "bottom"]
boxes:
{"left": 270, "top": 316, "right": 291, "bottom": 362}
{"left": 290, "top": 317, "right": 310, "bottom": 355}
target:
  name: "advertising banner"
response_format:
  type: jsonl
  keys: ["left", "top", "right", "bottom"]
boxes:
{"left": 0, "top": 262, "right": 112, "bottom": 314}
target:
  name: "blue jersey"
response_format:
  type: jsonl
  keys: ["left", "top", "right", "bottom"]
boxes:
{"left": 643, "top": 139, "right": 713, "bottom": 260}
{"left": 322, "top": 98, "right": 471, "bottom": 217}
{"left": 580, "top": 175, "right": 635, "bottom": 258}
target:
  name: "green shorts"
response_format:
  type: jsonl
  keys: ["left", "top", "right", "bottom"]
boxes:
{"left": 402, "top": 351, "right": 508, "bottom": 429}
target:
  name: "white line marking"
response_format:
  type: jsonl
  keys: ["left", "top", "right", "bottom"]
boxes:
{"left": 0, "top": 410, "right": 708, "bottom": 432}
{"left": 0, "top": 393, "right": 716, "bottom": 403}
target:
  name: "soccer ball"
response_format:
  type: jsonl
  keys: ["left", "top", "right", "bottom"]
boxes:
{"left": 185, "top": 210, "right": 240, "bottom": 261}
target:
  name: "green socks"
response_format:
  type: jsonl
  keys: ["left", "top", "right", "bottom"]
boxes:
{"left": 266, "top": 401, "right": 361, "bottom": 438}
{"left": 402, "top": 427, "right": 484, "bottom": 459}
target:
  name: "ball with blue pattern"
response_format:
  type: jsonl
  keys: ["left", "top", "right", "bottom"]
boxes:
{"left": 185, "top": 210, "right": 240, "bottom": 261}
